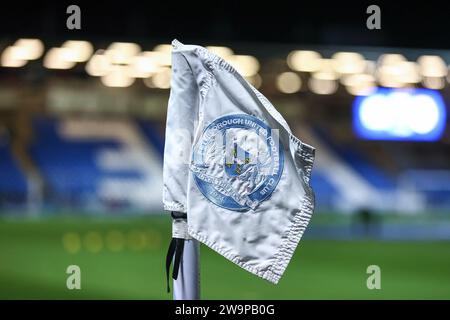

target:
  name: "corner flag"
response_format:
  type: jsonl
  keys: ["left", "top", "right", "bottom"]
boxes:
{"left": 164, "top": 40, "right": 315, "bottom": 287}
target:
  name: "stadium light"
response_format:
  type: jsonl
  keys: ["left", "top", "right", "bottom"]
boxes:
{"left": 417, "top": 55, "right": 447, "bottom": 78}
{"left": 276, "top": 72, "right": 301, "bottom": 93}
{"left": 422, "top": 76, "right": 445, "bottom": 89}
{"left": 1, "top": 46, "right": 28, "bottom": 67}
{"left": 331, "top": 52, "right": 366, "bottom": 74}
{"left": 308, "top": 75, "right": 338, "bottom": 95}
{"left": 287, "top": 50, "right": 322, "bottom": 72}
{"left": 343, "top": 74, "right": 376, "bottom": 96}
{"left": 61, "top": 40, "right": 94, "bottom": 62}
{"left": 100, "top": 65, "right": 135, "bottom": 87}
{"left": 13, "top": 38, "right": 44, "bottom": 60}
{"left": 85, "top": 50, "right": 111, "bottom": 76}
{"left": 226, "top": 55, "right": 260, "bottom": 77}
{"left": 153, "top": 44, "right": 172, "bottom": 53}
{"left": 43, "top": 48, "right": 77, "bottom": 69}
{"left": 1, "top": 38, "right": 45, "bottom": 67}
{"left": 106, "top": 42, "right": 141, "bottom": 65}
{"left": 151, "top": 67, "right": 171, "bottom": 89}
{"left": 129, "top": 52, "right": 161, "bottom": 78}
{"left": 377, "top": 53, "right": 407, "bottom": 66}
{"left": 149, "top": 51, "right": 171, "bottom": 67}
{"left": 245, "top": 74, "right": 262, "bottom": 89}
{"left": 353, "top": 88, "right": 447, "bottom": 141}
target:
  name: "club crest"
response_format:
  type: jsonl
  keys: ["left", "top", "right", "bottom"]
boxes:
{"left": 191, "top": 114, "right": 284, "bottom": 211}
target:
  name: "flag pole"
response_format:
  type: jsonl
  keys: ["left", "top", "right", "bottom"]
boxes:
{"left": 173, "top": 238, "right": 200, "bottom": 300}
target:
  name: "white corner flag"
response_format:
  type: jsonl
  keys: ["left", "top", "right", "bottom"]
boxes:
{"left": 164, "top": 39, "right": 315, "bottom": 292}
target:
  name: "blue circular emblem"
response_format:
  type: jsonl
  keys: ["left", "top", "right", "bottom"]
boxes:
{"left": 191, "top": 114, "right": 284, "bottom": 211}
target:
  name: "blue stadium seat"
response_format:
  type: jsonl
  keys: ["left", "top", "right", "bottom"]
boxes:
{"left": 314, "top": 127, "right": 396, "bottom": 190}
{"left": 29, "top": 118, "right": 122, "bottom": 204}
{"left": 0, "top": 135, "right": 28, "bottom": 204}
{"left": 136, "top": 120, "right": 164, "bottom": 158}
{"left": 29, "top": 118, "right": 164, "bottom": 208}
{"left": 310, "top": 171, "right": 337, "bottom": 209}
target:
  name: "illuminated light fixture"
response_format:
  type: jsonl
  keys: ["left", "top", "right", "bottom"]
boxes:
{"left": 245, "top": 74, "right": 262, "bottom": 89}
{"left": 106, "top": 42, "right": 141, "bottom": 64}
{"left": 308, "top": 76, "right": 338, "bottom": 95}
{"left": 417, "top": 55, "right": 447, "bottom": 78}
{"left": 377, "top": 53, "right": 407, "bottom": 67}
{"left": 353, "top": 88, "right": 447, "bottom": 141}
{"left": 287, "top": 50, "right": 322, "bottom": 72}
{"left": 13, "top": 38, "right": 44, "bottom": 60}
{"left": 101, "top": 66, "right": 135, "bottom": 87}
{"left": 447, "top": 65, "right": 450, "bottom": 84}
{"left": 85, "top": 50, "right": 111, "bottom": 76}
{"left": 343, "top": 74, "right": 376, "bottom": 96}
{"left": 317, "top": 59, "right": 336, "bottom": 75}
{"left": 61, "top": 40, "right": 94, "bottom": 62}
{"left": 143, "top": 76, "right": 156, "bottom": 88}
{"left": 151, "top": 67, "right": 171, "bottom": 89}
{"left": 150, "top": 45, "right": 173, "bottom": 67}
{"left": 331, "top": 52, "right": 366, "bottom": 74}
{"left": 312, "top": 70, "right": 338, "bottom": 81}
{"left": 1, "top": 46, "right": 28, "bottom": 67}
{"left": 376, "top": 54, "right": 416, "bottom": 88}
{"left": 422, "top": 76, "right": 445, "bottom": 90}
{"left": 276, "top": 72, "right": 301, "bottom": 94}
{"left": 153, "top": 44, "right": 172, "bottom": 53}
{"left": 149, "top": 51, "right": 171, "bottom": 66}
{"left": 43, "top": 48, "right": 76, "bottom": 69}
{"left": 129, "top": 52, "right": 161, "bottom": 78}
{"left": 396, "top": 61, "right": 421, "bottom": 84}
{"left": 105, "top": 49, "right": 133, "bottom": 65}
{"left": 108, "top": 42, "right": 141, "bottom": 55}
{"left": 141, "top": 46, "right": 172, "bottom": 67}
{"left": 363, "top": 60, "right": 377, "bottom": 76}
{"left": 206, "top": 46, "right": 234, "bottom": 58}
{"left": 376, "top": 62, "right": 420, "bottom": 88}
{"left": 226, "top": 55, "right": 260, "bottom": 77}
{"left": 377, "top": 66, "right": 404, "bottom": 88}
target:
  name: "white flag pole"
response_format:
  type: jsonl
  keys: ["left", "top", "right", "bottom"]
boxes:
{"left": 173, "top": 238, "right": 200, "bottom": 300}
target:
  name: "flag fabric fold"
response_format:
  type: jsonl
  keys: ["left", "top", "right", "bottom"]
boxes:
{"left": 163, "top": 39, "right": 315, "bottom": 284}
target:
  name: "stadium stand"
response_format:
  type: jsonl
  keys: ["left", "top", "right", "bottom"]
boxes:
{"left": 28, "top": 117, "right": 163, "bottom": 209}
{"left": 0, "top": 131, "right": 28, "bottom": 205}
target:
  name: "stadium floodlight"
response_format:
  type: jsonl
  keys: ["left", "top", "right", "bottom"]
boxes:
{"left": 85, "top": 50, "right": 111, "bottom": 76}
{"left": 276, "top": 72, "right": 302, "bottom": 93}
{"left": 287, "top": 50, "right": 322, "bottom": 72}
{"left": 1, "top": 39, "right": 45, "bottom": 67}
{"left": 151, "top": 67, "right": 171, "bottom": 89}
{"left": 1, "top": 46, "right": 28, "bottom": 67}
{"left": 225, "top": 55, "right": 260, "bottom": 77}
{"left": 61, "top": 40, "right": 94, "bottom": 62}
{"left": 308, "top": 74, "right": 338, "bottom": 95}
{"left": 245, "top": 74, "right": 262, "bottom": 89}
{"left": 13, "top": 38, "right": 44, "bottom": 60}
{"left": 100, "top": 66, "right": 135, "bottom": 87}
{"left": 417, "top": 55, "right": 447, "bottom": 78}
{"left": 343, "top": 74, "right": 376, "bottom": 96}
{"left": 43, "top": 48, "right": 77, "bottom": 70}
{"left": 106, "top": 42, "right": 141, "bottom": 65}
{"left": 153, "top": 44, "right": 173, "bottom": 53}
{"left": 129, "top": 52, "right": 161, "bottom": 78}
{"left": 331, "top": 52, "right": 366, "bottom": 74}
{"left": 353, "top": 87, "right": 447, "bottom": 141}
{"left": 422, "top": 76, "right": 446, "bottom": 90}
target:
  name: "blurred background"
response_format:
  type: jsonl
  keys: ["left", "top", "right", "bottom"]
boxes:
{"left": 0, "top": 1, "right": 449, "bottom": 299}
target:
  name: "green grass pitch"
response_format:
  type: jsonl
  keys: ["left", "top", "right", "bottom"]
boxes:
{"left": 0, "top": 214, "right": 449, "bottom": 299}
